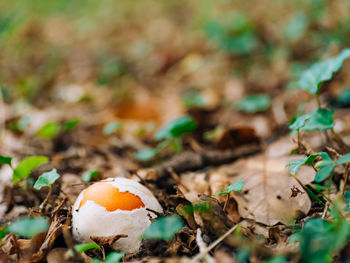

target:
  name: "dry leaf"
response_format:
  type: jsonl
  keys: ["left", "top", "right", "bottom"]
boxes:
{"left": 211, "top": 155, "right": 314, "bottom": 225}
{"left": 90, "top": 234, "right": 127, "bottom": 247}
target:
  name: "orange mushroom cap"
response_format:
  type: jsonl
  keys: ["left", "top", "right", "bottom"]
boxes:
{"left": 79, "top": 182, "right": 145, "bottom": 211}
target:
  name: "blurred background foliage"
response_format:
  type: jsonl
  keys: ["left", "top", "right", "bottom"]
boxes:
{"left": 0, "top": 0, "right": 350, "bottom": 106}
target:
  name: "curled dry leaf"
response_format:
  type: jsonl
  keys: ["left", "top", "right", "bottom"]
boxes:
{"left": 211, "top": 155, "right": 315, "bottom": 225}
{"left": 90, "top": 234, "right": 127, "bottom": 247}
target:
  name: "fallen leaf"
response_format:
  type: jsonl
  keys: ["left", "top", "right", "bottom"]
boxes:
{"left": 211, "top": 155, "right": 314, "bottom": 225}
{"left": 90, "top": 234, "right": 127, "bottom": 247}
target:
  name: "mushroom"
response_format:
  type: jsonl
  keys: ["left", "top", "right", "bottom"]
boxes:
{"left": 72, "top": 177, "right": 163, "bottom": 253}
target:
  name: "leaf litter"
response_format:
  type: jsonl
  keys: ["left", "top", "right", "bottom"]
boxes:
{"left": 1, "top": 1, "right": 350, "bottom": 263}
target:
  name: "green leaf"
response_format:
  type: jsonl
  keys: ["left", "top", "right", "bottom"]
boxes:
{"left": 155, "top": 115, "right": 197, "bottom": 141}
{"left": 214, "top": 178, "right": 244, "bottom": 195}
{"left": 283, "top": 12, "right": 308, "bottom": 42}
{"left": 33, "top": 169, "right": 60, "bottom": 190}
{"left": 286, "top": 154, "right": 318, "bottom": 175}
{"left": 336, "top": 153, "right": 350, "bottom": 165}
{"left": 37, "top": 122, "right": 61, "bottom": 139}
{"left": 143, "top": 215, "right": 184, "bottom": 240}
{"left": 82, "top": 170, "right": 101, "bottom": 183}
{"left": 0, "top": 155, "right": 12, "bottom": 167}
{"left": 13, "top": 156, "right": 49, "bottom": 184}
{"left": 315, "top": 152, "right": 334, "bottom": 168}
{"left": 236, "top": 94, "right": 271, "bottom": 114}
{"left": 6, "top": 217, "right": 49, "bottom": 238}
{"left": 104, "top": 252, "right": 125, "bottom": 263}
{"left": 74, "top": 242, "right": 100, "bottom": 253}
{"left": 289, "top": 108, "right": 334, "bottom": 132}
{"left": 63, "top": 118, "right": 81, "bottom": 131}
{"left": 298, "top": 48, "right": 350, "bottom": 94}
{"left": 294, "top": 215, "right": 350, "bottom": 263}
{"left": 134, "top": 148, "right": 159, "bottom": 161}
{"left": 344, "top": 191, "right": 350, "bottom": 212}
{"left": 103, "top": 121, "right": 122, "bottom": 135}
{"left": 315, "top": 165, "right": 334, "bottom": 183}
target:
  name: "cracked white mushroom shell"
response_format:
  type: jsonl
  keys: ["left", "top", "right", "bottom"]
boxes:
{"left": 72, "top": 177, "right": 163, "bottom": 253}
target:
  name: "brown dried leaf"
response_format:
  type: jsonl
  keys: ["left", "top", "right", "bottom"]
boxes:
{"left": 90, "top": 234, "right": 127, "bottom": 247}
{"left": 211, "top": 154, "right": 314, "bottom": 225}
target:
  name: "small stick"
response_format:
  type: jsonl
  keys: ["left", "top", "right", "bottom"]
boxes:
{"left": 39, "top": 186, "right": 52, "bottom": 213}
{"left": 196, "top": 228, "right": 215, "bottom": 263}
{"left": 191, "top": 224, "right": 239, "bottom": 262}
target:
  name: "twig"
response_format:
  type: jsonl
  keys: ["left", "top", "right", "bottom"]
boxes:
{"left": 321, "top": 202, "right": 329, "bottom": 219}
{"left": 191, "top": 224, "right": 239, "bottom": 262}
{"left": 39, "top": 186, "right": 52, "bottom": 213}
{"left": 195, "top": 228, "right": 215, "bottom": 263}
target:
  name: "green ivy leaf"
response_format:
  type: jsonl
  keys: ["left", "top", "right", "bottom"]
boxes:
{"left": 292, "top": 215, "right": 350, "bottom": 263}
{"left": 13, "top": 156, "right": 49, "bottom": 184}
{"left": 82, "top": 170, "right": 101, "bottom": 183}
{"left": 286, "top": 154, "right": 318, "bottom": 175}
{"left": 155, "top": 116, "right": 197, "bottom": 141}
{"left": 315, "top": 152, "right": 333, "bottom": 167}
{"left": 37, "top": 122, "right": 61, "bottom": 139}
{"left": 214, "top": 178, "right": 244, "bottom": 195}
{"left": 134, "top": 148, "right": 159, "bottom": 161}
{"left": 6, "top": 217, "right": 49, "bottom": 238}
{"left": 236, "top": 94, "right": 271, "bottom": 114}
{"left": 143, "top": 215, "right": 184, "bottom": 240}
{"left": 289, "top": 108, "right": 334, "bottom": 132}
{"left": 336, "top": 153, "right": 350, "bottom": 165}
{"left": 103, "top": 121, "right": 122, "bottom": 135}
{"left": 33, "top": 169, "right": 60, "bottom": 190}
{"left": 315, "top": 165, "right": 334, "bottom": 183}
{"left": 104, "top": 252, "right": 125, "bottom": 263}
{"left": 298, "top": 48, "right": 350, "bottom": 94}
{"left": 0, "top": 155, "right": 12, "bottom": 167}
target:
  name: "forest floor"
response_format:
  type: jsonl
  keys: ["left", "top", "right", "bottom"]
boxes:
{"left": 1, "top": 1, "right": 350, "bottom": 262}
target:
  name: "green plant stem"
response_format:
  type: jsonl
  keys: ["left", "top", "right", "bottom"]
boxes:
{"left": 223, "top": 194, "right": 229, "bottom": 212}
{"left": 316, "top": 94, "right": 321, "bottom": 108}
{"left": 297, "top": 131, "right": 302, "bottom": 153}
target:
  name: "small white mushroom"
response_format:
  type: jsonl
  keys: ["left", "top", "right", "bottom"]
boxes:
{"left": 72, "top": 177, "right": 163, "bottom": 253}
